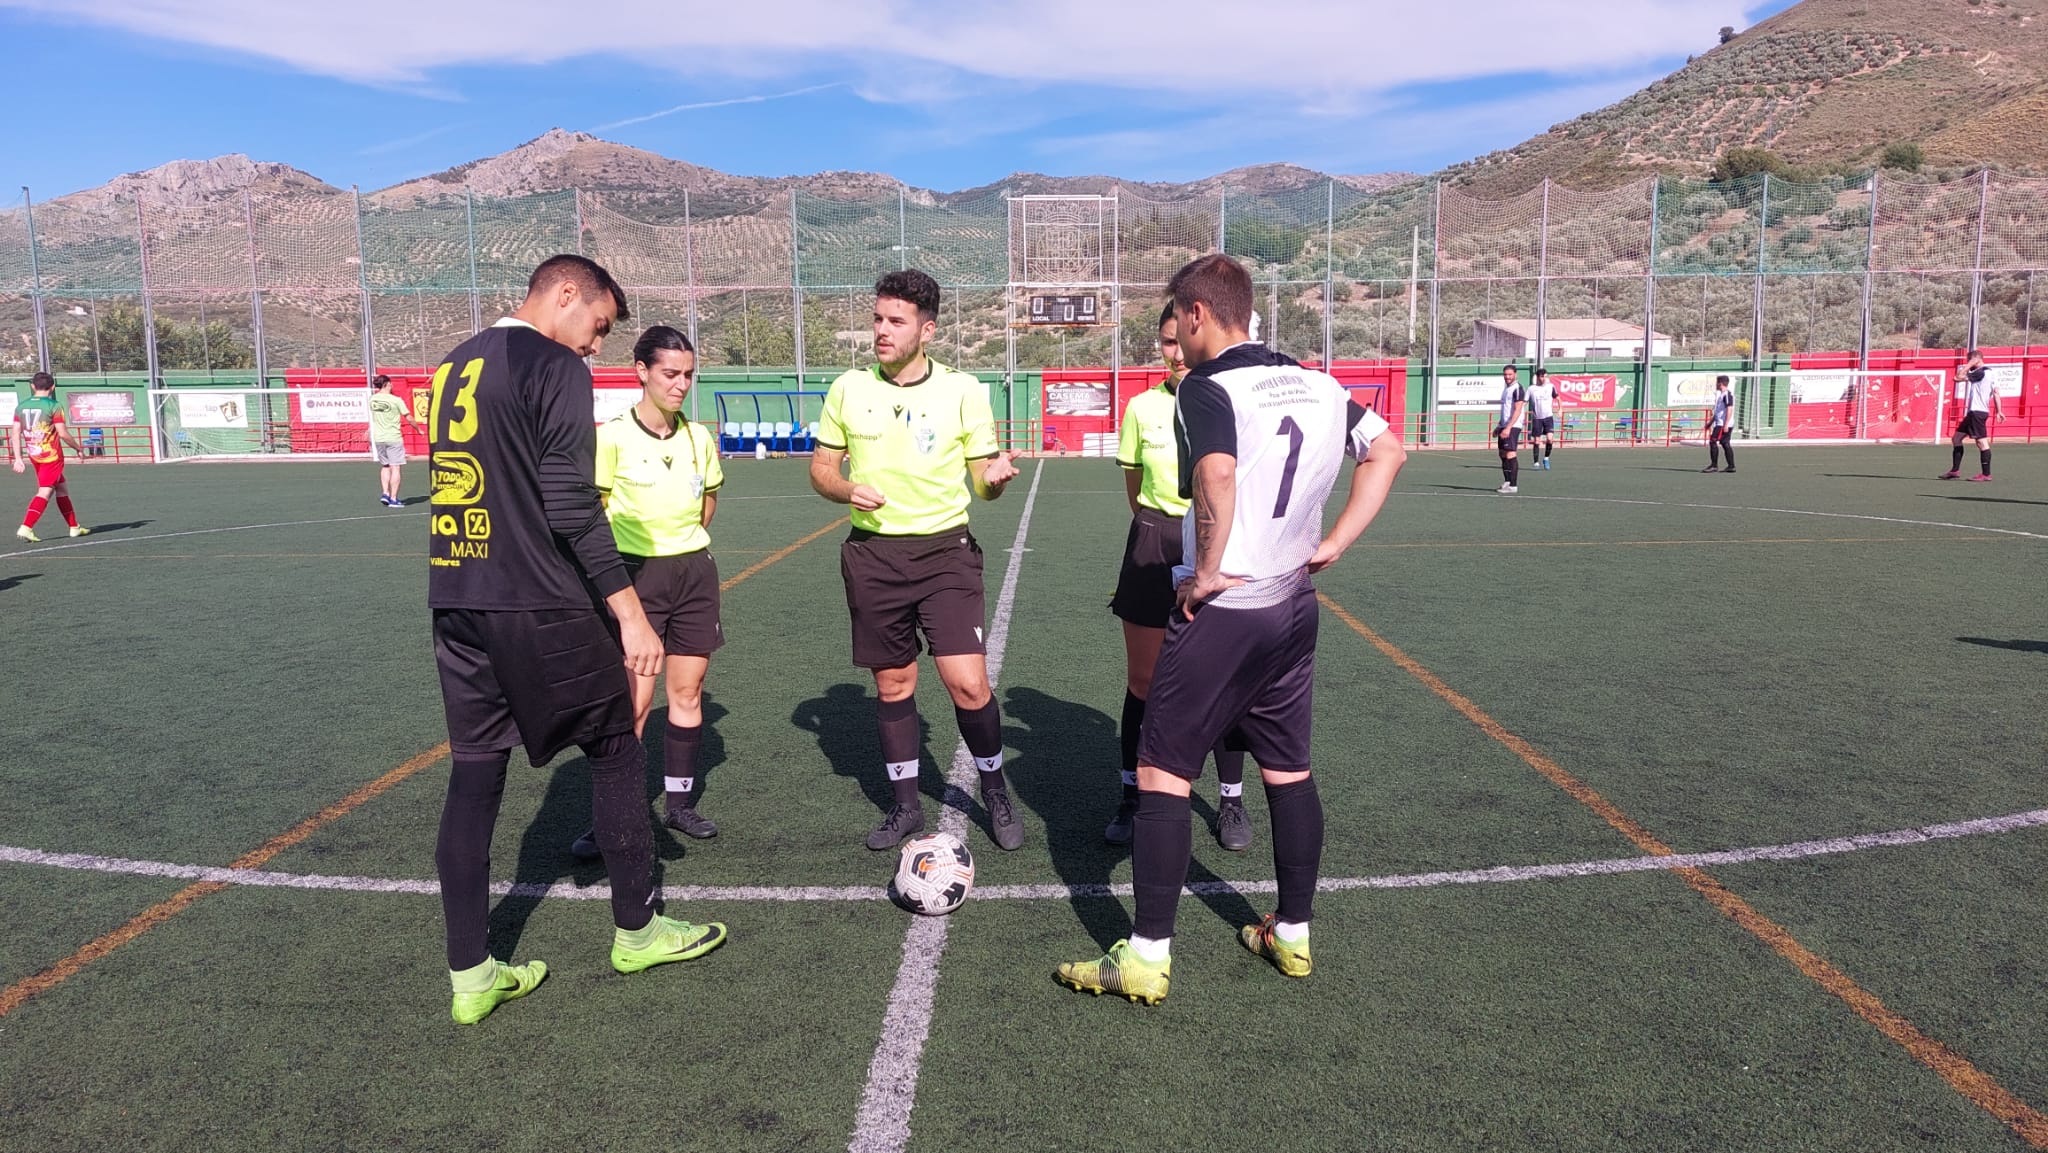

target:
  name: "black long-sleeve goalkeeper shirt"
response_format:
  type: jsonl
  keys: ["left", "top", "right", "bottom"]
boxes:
{"left": 425, "top": 319, "right": 629, "bottom": 610}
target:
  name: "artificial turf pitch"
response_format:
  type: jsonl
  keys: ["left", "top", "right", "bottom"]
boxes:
{"left": 1, "top": 445, "right": 2044, "bottom": 1152}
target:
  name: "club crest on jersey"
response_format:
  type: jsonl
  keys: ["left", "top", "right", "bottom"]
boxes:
{"left": 914, "top": 424, "right": 937, "bottom": 455}
{"left": 690, "top": 474, "right": 705, "bottom": 500}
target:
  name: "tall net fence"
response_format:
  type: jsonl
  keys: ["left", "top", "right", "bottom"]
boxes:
{"left": 2, "top": 171, "right": 2045, "bottom": 383}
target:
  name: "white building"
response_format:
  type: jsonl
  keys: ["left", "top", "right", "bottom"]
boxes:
{"left": 1468, "top": 319, "right": 1673, "bottom": 360}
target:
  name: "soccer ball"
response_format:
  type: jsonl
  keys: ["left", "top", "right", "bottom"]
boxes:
{"left": 891, "top": 832, "right": 975, "bottom": 916}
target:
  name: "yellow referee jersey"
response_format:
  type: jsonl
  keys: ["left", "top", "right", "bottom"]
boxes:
{"left": 595, "top": 408, "right": 722, "bottom": 557}
{"left": 1116, "top": 382, "right": 1187, "bottom": 517}
{"left": 816, "top": 359, "right": 998, "bottom": 536}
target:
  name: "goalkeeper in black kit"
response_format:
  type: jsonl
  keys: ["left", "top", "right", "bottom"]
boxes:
{"left": 426, "top": 255, "right": 728, "bottom": 1025}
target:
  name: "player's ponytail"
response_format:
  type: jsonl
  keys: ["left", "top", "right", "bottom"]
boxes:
{"left": 632, "top": 325, "right": 694, "bottom": 367}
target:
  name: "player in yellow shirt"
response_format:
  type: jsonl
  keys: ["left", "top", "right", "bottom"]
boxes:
{"left": 569, "top": 326, "right": 727, "bottom": 856}
{"left": 1108, "top": 304, "right": 1251, "bottom": 850}
{"left": 810, "top": 269, "right": 1024, "bottom": 851}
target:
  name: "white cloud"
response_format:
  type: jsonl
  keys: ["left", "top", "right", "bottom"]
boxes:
{"left": 1, "top": 0, "right": 1753, "bottom": 99}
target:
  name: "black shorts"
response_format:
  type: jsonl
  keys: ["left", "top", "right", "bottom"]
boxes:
{"left": 1497, "top": 428, "right": 1522, "bottom": 451}
{"left": 1529, "top": 417, "right": 1555, "bottom": 438}
{"left": 1957, "top": 412, "right": 1990, "bottom": 440}
{"left": 1136, "top": 585, "right": 1320, "bottom": 778}
{"left": 433, "top": 606, "right": 634, "bottom": 764}
{"left": 840, "top": 529, "right": 987, "bottom": 670}
{"left": 1110, "top": 507, "right": 1183, "bottom": 629}
{"left": 625, "top": 550, "right": 724, "bottom": 657}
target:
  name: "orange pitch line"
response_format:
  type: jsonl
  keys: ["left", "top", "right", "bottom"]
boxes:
{"left": 0, "top": 515, "right": 850, "bottom": 1021}
{"left": 1317, "top": 592, "right": 2048, "bottom": 1150}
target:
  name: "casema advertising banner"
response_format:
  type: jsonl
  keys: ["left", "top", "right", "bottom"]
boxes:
{"left": 1045, "top": 380, "right": 1112, "bottom": 417}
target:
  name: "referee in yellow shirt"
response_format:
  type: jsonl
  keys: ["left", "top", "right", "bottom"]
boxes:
{"left": 1108, "top": 303, "right": 1251, "bottom": 851}
{"left": 810, "top": 269, "right": 1024, "bottom": 852}
{"left": 570, "top": 326, "right": 726, "bottom": 856}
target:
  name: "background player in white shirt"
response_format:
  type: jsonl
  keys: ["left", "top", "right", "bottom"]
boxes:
{"left": 1939, "top": 350, "right": 2002, "bottom": 482}
{"left": 1495, "top": 364, "right": 1526, "bottom": 494}
{"left": 1703, "top": 375, "right": 1736, "bottom": 473}
{"left": 1524, "top": 367, "right": 1557, "bottom": 470}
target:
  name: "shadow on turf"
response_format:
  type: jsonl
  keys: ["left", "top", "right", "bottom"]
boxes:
{"left": 1001, "top": 686, "right": 1260, "bottom": 949}
{"left": 1819, "top": 474, "right": 1925, "bottom": 480}
{"left": 484, "top": 698, "right": 731, "bottom": 957}
{"left": 1934, "top": 495, "right": 2048, "bottom": 507}
{"left": 0, "top": 572, "right": 39, "bottom": 592}
{"left": 791, "top": 682, "right": 956, "bottom": 839}
{"left": 1958, "top": 636, "right": 2048, "bottom": 654}
{"left": 85, "top": 520, "right": 152, "bottom": 534}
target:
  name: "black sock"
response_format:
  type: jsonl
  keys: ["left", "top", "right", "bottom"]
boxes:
{"left": 585, "top": 731, "right": 654, "bottom": 932}
{"left": 1213, "top": 738, "right": 1245, "bottom": 801}
{"left": 1981, "top": 449, "right": 1991, "bottom": 477}
{"left": 1132, "top": 790, "right": 1193, "bottom": 940}
{"left": 1507, "top": 457, "right": 1520, "bottom": 485}
{"left": 1547, "top": 440, "right": 1556, "bottom": 458}
{"left": 878, "top": 696, "right": 922, "bottom": 807}
{"left": 1500, "top": 451, "right": 1512, "bottom": 482}
{"left": 1708, "top": 442, "right": 1720, "bottom": 467}
{"left": 1722, "top": 437, "right": 1733, "bottom": 469}
{"left": 1265, "top": 776, "right": 1325, "bottom": 925}
{"left": 1119, "top": 691, "right": 1145, "bottom": 802}
{"left": 1953, "top": 444, "right": 1966, "bottom": 471}
{"left": 955, "top": 697, "right": 1007, "bottom": 793}
{"left": 664, "top": 721, "right": 702, "bottom": 812}
{"left": 436, "top": 751, "right": 509, "bottom": 970}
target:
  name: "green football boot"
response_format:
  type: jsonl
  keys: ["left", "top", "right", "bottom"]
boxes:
{"left": 1239, "top": 915, "right": 1312, "bottom": 978}
{"left": 449, "top": 958, "right": 548, "bottom": 1025}
{"left": 610, "top": 914, "right": 729, "bottom": 974}
{"left": 1055, "top": 939, "right": 1170, "bottom": 1005}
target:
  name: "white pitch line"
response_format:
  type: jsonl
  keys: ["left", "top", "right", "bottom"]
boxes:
{"left": 3, "top": 511, "right": 424, "bottom": 559}
{"left": 5, "top": 807, "right": 2046, "bottom": 906}
{"left": 847, "top": 458, "right": 1044, "bottom": 1153}
{"left": 1397, "top": 490, "right": 2048, "bottom": 540}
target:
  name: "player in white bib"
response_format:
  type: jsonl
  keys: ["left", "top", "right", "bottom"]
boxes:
{"left": 1495, "top": 364, "right": 1526, "bottom": 494}
{"left": 1939, "top": 350, "right": 2001, "bottom": 482}
{"left": 1056, "top": 255, "right": 1407, "bottom": 1004}
{"left": 1703, "top": 375, "right": 1736, "bottom": 473}
{"left": 1524, "top": 367, "right": 1557, "bottom": 469}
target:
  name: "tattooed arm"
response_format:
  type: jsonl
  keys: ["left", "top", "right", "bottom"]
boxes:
{"left": 1176, "top": 452, "right": 1244, "bottom": 619}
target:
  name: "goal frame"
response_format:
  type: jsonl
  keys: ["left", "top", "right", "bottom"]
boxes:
{"left": 146, "top": 387, "right": 385, "bottom": 463}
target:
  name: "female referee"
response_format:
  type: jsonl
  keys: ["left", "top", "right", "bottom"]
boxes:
{"left": 1105, "top": 303, "right": 1252, "bottom": 851}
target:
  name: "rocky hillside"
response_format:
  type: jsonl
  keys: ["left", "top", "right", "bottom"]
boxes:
{"left": 1453, "top": 0, "right": 2048, "bottom": 191}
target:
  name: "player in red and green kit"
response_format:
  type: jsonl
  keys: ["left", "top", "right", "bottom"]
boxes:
{"left": 12, "top": 373, "right": 88, "bottom": 543}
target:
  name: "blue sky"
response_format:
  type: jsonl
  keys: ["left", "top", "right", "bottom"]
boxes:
{"left": 3, "top": 0, "right": 1797, "bottom": 200}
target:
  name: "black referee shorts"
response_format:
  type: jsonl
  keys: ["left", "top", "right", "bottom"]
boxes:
{"left": 1957, "top": 412, "right": 1990, "bottom": 440}
{"left": 624, "top": 550, "right": 724, "bottom": 657}
{"left": 1109, "top": 506, "right": 1183, "bottom": 629}
{"left": 839, "top": 528, "right": 987, "bottom": 670}
{"left": 433, "top": 605, "right": 635, "bottom": 763}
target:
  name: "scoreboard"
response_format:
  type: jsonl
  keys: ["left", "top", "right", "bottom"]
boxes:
{"left": 1026, "top": 294, "right": 1101, "bottom": 326}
